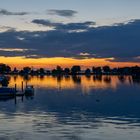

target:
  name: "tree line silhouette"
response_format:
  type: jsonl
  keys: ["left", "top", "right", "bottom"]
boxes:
{"left": 0, "top": 64, "right": 140, "bottom": 77}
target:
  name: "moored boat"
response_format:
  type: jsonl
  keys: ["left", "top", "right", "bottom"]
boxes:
{"left": 0, "top": 87, "right": 16, "bottom": 97}
{"left": 24, "top": 85, "right": 34, "bottom": 96}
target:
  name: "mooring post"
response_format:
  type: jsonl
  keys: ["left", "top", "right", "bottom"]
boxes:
{"left": 14, "top": 83, "right": 17, "bottom": 104}
{"left": 22, "top": 81, "right": 24, "bottom": 92}
{"left": 15, "top": 84, "right": 17, "bottom": 92}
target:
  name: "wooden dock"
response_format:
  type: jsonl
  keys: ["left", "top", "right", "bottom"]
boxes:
{"left": 0, "top": 82, "right": 34, "bottom": 104}
{"left": 16, "top": 91, "right": 24, "bottom": 97}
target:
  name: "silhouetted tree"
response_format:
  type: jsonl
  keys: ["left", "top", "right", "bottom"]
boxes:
{"left": 85, "top": 68, "right": 91, "bottom": 75}
{"left": 13, "top": 67, "right": 18, "bottom": 74}
{"left": 39, "top": 68, "right": 45, "bottom": 75}
{"left": 46, "top": 70, "right": 51, "bottom": 75}
{"left": 0, "top": 64, "right": 11, "bottom": 74}
{"left": 56, "top": 66, "right": 63, "bottom": 74}
{"left": 30, "top": 69, "right": 36, "bottom": 75}
{"left": 131, "top": 66, "right": 140, "bottom": 75}
{"left": 0, "top": 63, "right": 139, "bottom": 76}
{"left": 92, "top": 67, "right": 102, "bottom": 75}
{"left": 52, "top": 66, "right": 63, "bottom": 75}
{"left": 52, "top": 69, "right": 57, "bottom": 75}
{"left": 103, "top": 66, "right": 111, "bottom": 74}
{"left": 117, "top": 67, "right": 131, "bottom": 75}
{"left": 111, "top": 68, "right": 118, "bottom": 74}
{"left": 64, "top": 68, "right": 70, "bottom": 75}
{"left": 71, "top": 65, "right": 81, "bottom": 75}
{"left": 23, "top": 67, "right": 31, "bottom": 74}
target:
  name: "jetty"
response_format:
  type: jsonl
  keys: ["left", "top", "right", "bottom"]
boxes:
{"left": 0, "top": 81, "right": 34, "bottom": 103}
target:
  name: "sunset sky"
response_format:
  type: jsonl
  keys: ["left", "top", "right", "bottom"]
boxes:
{"left": 0, "top": 0, "right": 140, "bottom": 69}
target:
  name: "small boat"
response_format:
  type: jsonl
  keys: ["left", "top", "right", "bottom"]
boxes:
{"left": 24, "top": 85, "right": 34, "bottom": 96}
{"left": 0, "top": 87, "right": 16, "bottom": 97}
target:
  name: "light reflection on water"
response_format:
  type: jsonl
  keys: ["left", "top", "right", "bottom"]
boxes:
{"left": 0, "top": 75, "right": 140, "bottom": 140}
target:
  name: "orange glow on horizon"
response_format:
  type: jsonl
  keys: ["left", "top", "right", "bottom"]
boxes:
{"left": 0, "top": 56, "right": 139, "bottom": 69}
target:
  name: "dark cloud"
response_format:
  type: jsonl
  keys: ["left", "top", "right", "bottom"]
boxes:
{"left": 0, "top": 19, "right": 140, "bottom": 63}
{"left": 32, "top": 19, "right": 61, "bottom": 27}
{"left": 32, "top": 19, "right": 95, "bottom": 31}
{"left": 47, "top": 9, "right": 77, "bottom": 17}
{"left": 0, "top": 9, "right": 29, "bottom": 16}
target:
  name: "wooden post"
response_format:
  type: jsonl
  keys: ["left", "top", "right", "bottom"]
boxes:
{"left": 15, "top": 84, "right": 17, "bottom": 92}
{"left": 22, "top": 81, "right": 24, "bottom": 92}
{"left": 14, "top": 84, "right": 17, "bottom": 104}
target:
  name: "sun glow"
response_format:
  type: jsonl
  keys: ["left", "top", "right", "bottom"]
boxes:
{"left": 0, "top": 56, "right": 139, "bottom": 69}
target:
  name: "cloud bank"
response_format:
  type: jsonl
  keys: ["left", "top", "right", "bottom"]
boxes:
{"left": 0, "top": 19, "right": 140, "bottom": 63}
{"left": 32, "top": 19, "right": 95, "bottom": 31}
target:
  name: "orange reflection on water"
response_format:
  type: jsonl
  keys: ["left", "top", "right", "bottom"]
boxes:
{"left": 8, "top": 75, "right": 133, "bottom": 94}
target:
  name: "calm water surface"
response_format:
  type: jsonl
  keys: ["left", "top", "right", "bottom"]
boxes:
{"left": 0, "top": 75, "right": 140, "bottom": 140}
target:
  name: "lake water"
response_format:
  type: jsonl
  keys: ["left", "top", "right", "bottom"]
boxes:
{"left": 0, "top": 75, "right": 140, "bottom": 140}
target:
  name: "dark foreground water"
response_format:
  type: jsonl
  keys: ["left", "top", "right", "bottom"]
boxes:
{"left": 0, "top": 75, "right": 140, "bottom": 140}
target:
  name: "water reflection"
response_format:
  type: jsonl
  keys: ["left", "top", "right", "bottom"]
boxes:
{"left": 0, "top": 75, "right": 140, "bottom": 140}
{"left": 7, "top": 75, "right": 137, "bottom": 90}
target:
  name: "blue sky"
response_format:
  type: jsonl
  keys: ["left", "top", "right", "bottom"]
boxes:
{"left": 1, "top": 0, "right": 140, "bottom": 31}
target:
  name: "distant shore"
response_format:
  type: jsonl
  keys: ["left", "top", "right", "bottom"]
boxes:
{"left": 0, "top": 64, "right": 140, "bottom": 77}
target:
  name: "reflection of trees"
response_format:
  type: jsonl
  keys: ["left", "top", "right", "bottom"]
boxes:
{"left": 118, "top": 76, "right": 126, "bottom": 83}
{"left": 23, "top": 75, "right": 31, "bottom": 82}
{"left": 57, "top": 76, "right": 63, "bottom": 83}
{"left": 103, "top": 76, "right": 111, "bottom": 84}
{"left": 132, "top": 75, "right": 140, "bottom": 84}
{"left": 40, "top": 75, "right": 45, "bottom": 81}
{"left": 13, "top": 75, "right": 18, "bottom": 82}
{"left": 64, "top": 75, "right": 70, "bottom": 81}
{"left": 85, "top": 75, "right": 91, "bottom": 81}
{"left": 93, "top": 75, "right": 102, "bottom": 82}
{"left": 128, "top": 76, "right": 133, "bottom": 85}
{"left": 72, "top": 76, "right": 81, "bottom": 85}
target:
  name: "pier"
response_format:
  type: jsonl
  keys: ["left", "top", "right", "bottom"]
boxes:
{"left": 0, "top": 81, "right": 34, "bottom": 104}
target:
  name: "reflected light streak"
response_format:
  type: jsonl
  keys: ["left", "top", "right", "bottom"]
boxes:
{"left": 8, "top": 75, "right": 133, "bottom": 94}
